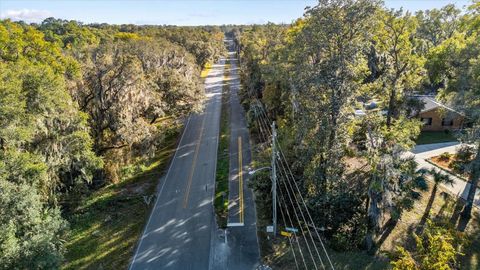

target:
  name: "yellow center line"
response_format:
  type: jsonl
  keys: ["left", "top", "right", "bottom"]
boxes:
{"left": 238, "top": 136, "right": 244, "bottom": 224}
{"left": 183, "top": 114, "right": 206, "bottom": 208}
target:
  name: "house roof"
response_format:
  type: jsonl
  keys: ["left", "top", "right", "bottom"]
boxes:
{"left": 413, "top": 95, "right": 462, "bottom": 115}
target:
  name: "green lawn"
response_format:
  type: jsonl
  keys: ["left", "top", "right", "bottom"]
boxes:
{"left": 214, "top": 60, "right": 230, "bottom": 229}
{"left": 415, "top": 131, "right": 458, "bottom": 145}
{"left": 62, "top": 124, "right": 180, "bottom": 270}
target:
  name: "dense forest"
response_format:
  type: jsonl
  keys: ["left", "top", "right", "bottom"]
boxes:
{"left": 235, "top": 0, "right": 480, "bottom": 268}
{"left": 0, "top": 18, "right": 225, "bottom": 268}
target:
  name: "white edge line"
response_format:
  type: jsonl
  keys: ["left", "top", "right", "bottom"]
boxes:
{"left": 129, "top": 116, "right": 192, "bottom": 270}
{"left": 227, "top": 222, "right": 245, "bottom": 227}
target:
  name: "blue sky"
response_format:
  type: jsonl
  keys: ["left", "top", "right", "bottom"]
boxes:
{"left": 0, "top": 0, "right": 472, "bottom": 25}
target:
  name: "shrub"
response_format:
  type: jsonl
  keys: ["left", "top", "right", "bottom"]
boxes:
{"left": 456, "top": 145, "right": 474, "bottom": 164}
{"left": 331, "top": 212, "right": 367, "bottom": 251}
{"left": 438, "top": 152, "right": 452, "bottom": 162}
{"left": 391, "top": 221, "right": 464, "bottom": 270}
{"left": 449, "top": 146, "right": 474, "bottom": 175}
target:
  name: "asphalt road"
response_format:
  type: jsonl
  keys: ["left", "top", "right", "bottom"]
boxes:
{"left": 225, "top": 39, "right": 260, "bottom": 270}
{"left": 227, "top": 51, "right": 245, "bottom": 227}
{"left": 208, "top": 39, "right": 260, "bottom": 270}
{"left": 129, "top": 58, "right": 225, "bottom": 270}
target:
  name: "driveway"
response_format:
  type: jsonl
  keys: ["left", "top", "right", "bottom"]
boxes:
{"left": 407, "top": 142, "right": 480, "bottom": 207}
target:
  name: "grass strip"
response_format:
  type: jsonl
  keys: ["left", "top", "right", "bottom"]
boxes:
{"left": 214, "top": 60, "right": 231, "bottom": 228}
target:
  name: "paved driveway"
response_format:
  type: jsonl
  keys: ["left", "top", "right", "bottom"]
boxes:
{"left": 407, "top": 142, "right": 480, "bottom": 207}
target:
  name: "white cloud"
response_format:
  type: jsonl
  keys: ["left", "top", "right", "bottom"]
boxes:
{"left": 1, "top": 9, "right": 52, "bottom": 23}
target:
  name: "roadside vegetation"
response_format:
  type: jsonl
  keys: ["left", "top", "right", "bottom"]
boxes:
{"left": 249, "top": 127, "right": 480, "bottom": 269}
{"left": 0, "top": 18, "right": 225, "bottom": 268}
{"left": 234, "top": 0, "right": 480, "bottom": 269}
{"left": 214, "top": 59, "right": 231, "bottom": 228}
{"left": 63, "top": 122, "right": 180, "bottom": 269}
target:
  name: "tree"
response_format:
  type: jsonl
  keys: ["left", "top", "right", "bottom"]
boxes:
{"left": 356, "top": 11, "right": 428, "bottom": 251}
{"left": 39, "top": 18, "right": 100, "bottom": 50}
{"left": 418, "top": 168, "right": 453, "bottom": 233}
{"left": 372, "top": 9, "right": 425, "bottom": 127}
{"left": 363, "top": 115, "right": 423, "bottom": 252}
{"left": 76, "top": 37, "right": 203, "bottom": 182}
{"left": 288, "top": 0, "right": 379, "bottom": 197}
{"left": 415, "top": 4, "right": 461, "bottom": 54}
{"left": 0, "top": 21, "right": 100, "bottom": 198}
{"left": 428, "top": 168, "right": 453, "bottom": 200}
{"left": 391, "top": 221, "right": 463, "bottom": 270}
{"left": 237, "top": 1, "right": 429, "bottom": 253}
{"left": 434, "top": 2, "right": 480, "bottom": 223}
{"left": 0, "top": 20, "right": 99, "bottom": 267}
{"left": 238, "top": 23, "right": 287, "bottom": 101}
{"left": 143, "top": 25, "right": 226, "bottom": 68}
{"left": 415, "top": 4, "right": 461, "bottom": 91}
{"left": 1, "top": 17, "right": 228, "bottom": 267}
{"left": 0, "top": 151, "right": 67, "bottom": 269}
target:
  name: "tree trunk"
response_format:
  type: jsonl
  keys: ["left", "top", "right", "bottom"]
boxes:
{"left": 386, "top": 82, "right": 397, "bottom": 128}
{"left": 366, "top": 188, "right": 380, "bottom": 253}
{"left": 150, "top": 116, "right": 158, "bottom": 124}
{"left": 461, "top": 143, "right": 480, "bottom": 221}
{"left": 328, "top": 87, "right": 339, "bottom": 152}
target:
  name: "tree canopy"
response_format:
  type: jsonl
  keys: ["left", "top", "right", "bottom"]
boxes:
{"left": 236, "top": 0, "right": 478, "bottom": 262}
{"left": 0, "top": 18, "right": 225, "bottom": 268}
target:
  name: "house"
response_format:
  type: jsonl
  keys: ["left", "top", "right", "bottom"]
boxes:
{"left": 415, "top": 95, "right": 465, "bottom": 131}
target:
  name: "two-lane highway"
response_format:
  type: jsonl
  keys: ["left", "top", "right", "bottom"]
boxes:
{"left": 129, "top": 58, "right": 225, "bottom": 269}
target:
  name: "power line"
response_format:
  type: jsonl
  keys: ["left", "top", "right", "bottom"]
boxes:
{"left": 254, "top": 97, "right": 335, "bottom": 270}
{"left": 250, "top": 95, "right": 308, "bottom": 269}
{"left": 253, "top": 100, "right": 323, "bottom": 269}
{"left": 277, "top": 186, "right": 302, "bottom": 270}
{"left": 277, "top": 145, "right": 335, "bottom": 269}
{"left": 244, "top": 81, "right": 334, "bottom": 269}
{"left": 276, "top": 158, "right": 323, "bottom": 269}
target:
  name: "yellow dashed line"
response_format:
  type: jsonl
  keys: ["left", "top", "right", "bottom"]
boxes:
{"left": 183, "top": 115, "right": 206, "bottom": 208}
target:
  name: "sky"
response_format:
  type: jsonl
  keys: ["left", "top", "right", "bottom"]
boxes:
{"left": 0, "top": 0, "right": 473, "bottom": 26}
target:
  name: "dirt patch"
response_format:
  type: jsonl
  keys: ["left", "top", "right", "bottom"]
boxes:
{"left": 344, "top": 157, "right": 369, "bottom": 173}
{"left": 429, "top": 155, "right": 455, "bottom": 171}
{"left": 122, "top": 182, "right": 152, "bottom": 196}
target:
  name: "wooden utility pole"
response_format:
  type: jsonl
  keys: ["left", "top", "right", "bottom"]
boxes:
{"left": 271, "top": 121, "right": 277, "bottom": 237}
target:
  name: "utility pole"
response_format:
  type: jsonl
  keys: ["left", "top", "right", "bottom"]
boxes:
{"left": 271, "top": 121, "right": 277, "bottom": 237}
